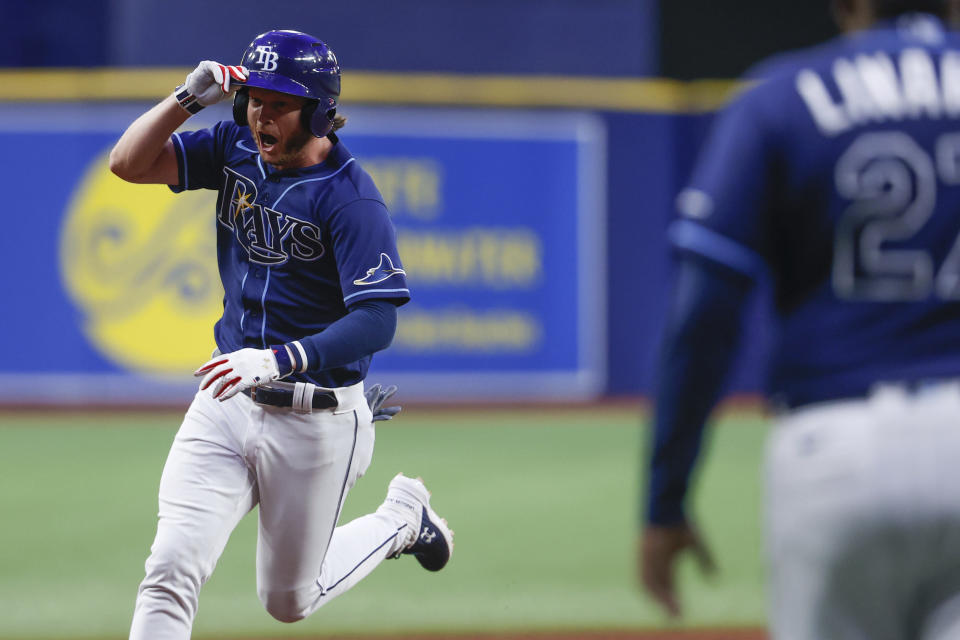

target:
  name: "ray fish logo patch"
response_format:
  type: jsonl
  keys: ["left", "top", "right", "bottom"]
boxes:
{"left": 354, "top": 253, "right": 406, "bottom": 285}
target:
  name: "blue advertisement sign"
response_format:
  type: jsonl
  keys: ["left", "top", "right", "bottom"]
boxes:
{"left": 350, "top": 109, "right": 607, "bottom": 398}
{"left": 0, "top": 104, "right": 605, "bottom": 403}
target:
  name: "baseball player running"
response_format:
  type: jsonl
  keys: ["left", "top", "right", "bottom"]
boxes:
{"left": 640, "top": 1, "right": 960, "bottom": 638}
{"left": 109, "top": 29, "right": 452, "bottom": 638}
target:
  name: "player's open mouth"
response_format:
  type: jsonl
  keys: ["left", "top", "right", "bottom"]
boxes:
{"left": 259, "top": 133, "right": 278, "bottom": 148}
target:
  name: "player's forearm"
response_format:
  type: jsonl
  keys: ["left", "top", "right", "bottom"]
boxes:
{"left": 109, "top": 95, "right": 190, "bottom": 183}
{"left": 274, "top": 299, "right": 398, "bottom": 376}
{"left": 647, "top": 336, "right": 737, "bottom": 525}
{"left": 646, "top": 257, "right": 752, "bottom": 525}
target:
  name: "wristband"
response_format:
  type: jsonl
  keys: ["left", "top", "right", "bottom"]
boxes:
{"left": 270, "top": 344, "right": 294, "bottom": 378}
{"left": 289, "top": 340, "right": 309, "bottom": 372}
{"left": 174, "top": 84, "right": 204, "bottom": 115}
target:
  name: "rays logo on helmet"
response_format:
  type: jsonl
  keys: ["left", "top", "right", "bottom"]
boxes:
{"left": 254, "top": 45, "right": 279, "bottom": 71}
{"left": 354, "top": 253, "right": 406, "bottom": 285}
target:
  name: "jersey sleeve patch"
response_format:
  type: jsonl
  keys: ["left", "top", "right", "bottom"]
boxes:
{"left": 352, "top": 253, "right": 406, "bottom": 286}
{"left": 330, "top": 198, "right": 411, "bottom": 306}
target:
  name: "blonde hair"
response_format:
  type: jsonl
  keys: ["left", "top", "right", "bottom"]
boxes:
{"left": 331, "top": 112, "right": 347, "bottom": 132}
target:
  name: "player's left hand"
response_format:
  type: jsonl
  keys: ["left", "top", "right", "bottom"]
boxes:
{"left": 194, "top": 347, "right": 280, "bottom": 401}
{"left": 639, "top": 522, "right": 716, "bottom": 618}
{"left": 364, "top": 383, "right": 402, "bottom": 422}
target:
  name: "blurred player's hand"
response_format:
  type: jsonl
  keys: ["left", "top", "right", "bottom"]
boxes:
{"left": 364, "top": 383, "right": 402, "bottom": 422}
{"left": 194, "top": 347, "right": 280, "bottom": 401}
{"left": 184, "top": 61, "right": 248, "bottom": 106}
{"left": 639, "top": 523, "right": 716, "bottom": 617}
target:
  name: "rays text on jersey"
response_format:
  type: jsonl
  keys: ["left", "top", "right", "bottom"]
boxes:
{"left": 797, "top": 48, "right": 960, "bottom": 137}
{"left": 217, "top": 167, "right": 325, "bottom": 265}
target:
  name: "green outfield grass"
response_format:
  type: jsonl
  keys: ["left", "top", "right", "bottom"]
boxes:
{"left": 0, "top": 407, "right": 769, "bottom": 639}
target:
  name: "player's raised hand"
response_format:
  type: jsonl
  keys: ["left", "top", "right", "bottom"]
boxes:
{"left": 364, "top": 383, "right": 402, "bottom": 422}
{"left": 639, "top": 522, "right": 716, "bottom": 617}
{"left": 194, "top": 347, "right": 280, "bottom": 401}
{"left": 176, "top": 61, "right": 248, "bottom": 113}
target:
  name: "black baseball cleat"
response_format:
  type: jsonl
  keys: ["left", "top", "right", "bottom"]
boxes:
{"left": 404, "top": 504, "right": 454, "bottom": 571}
{"left": 379, "top": 473, "right": 454, "bottom": 571}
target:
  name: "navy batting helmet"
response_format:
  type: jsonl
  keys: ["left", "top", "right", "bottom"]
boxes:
{"left": 233, "top": 29, "right": 341, "bottom": 138}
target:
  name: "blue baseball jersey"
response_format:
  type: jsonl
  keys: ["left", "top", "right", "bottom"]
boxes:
{"left": 673, "top": 14, "right": 960, "bottom": 407}
{"left": 169, "top": 121, "right": 409, "bottom": 388}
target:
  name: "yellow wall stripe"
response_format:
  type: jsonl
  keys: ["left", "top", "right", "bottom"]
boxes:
{"left": 0, "top": 68, "right": 739, "bottom": 113}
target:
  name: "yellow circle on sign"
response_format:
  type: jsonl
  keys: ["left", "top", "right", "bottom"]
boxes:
{"left": 60, "top": 152, "right": 223, "bottom": 377}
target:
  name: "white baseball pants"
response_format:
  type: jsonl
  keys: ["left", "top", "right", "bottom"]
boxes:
{"left": 766, "top": 382, "right": 960, "bottom": 640}
{"left": 129, "top": 384, "right": 409, "bottom": 639}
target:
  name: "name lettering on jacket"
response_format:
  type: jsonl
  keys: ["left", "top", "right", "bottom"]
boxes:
{"left": 797, "top": 48, "right": 960, "bottom": 136}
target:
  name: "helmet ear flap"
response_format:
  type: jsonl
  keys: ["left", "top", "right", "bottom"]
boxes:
{"left": 301, "top": 100, "right": 335, "bottom": 138}
{"left": 233, "top": 89, "right": 249, "bottom": 127}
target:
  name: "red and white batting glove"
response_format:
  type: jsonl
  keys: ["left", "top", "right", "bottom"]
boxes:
{"left": 194, "top": 347, "right": 281, "bottom": 401}
{"left": 175, "top": 61, "right": 248, "bottom": 114}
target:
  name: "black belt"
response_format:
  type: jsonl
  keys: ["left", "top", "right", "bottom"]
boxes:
{"left": 244, "top": 385, "right": 338, "bottom": 410}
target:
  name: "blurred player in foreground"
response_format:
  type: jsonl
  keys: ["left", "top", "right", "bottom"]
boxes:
{"left": 110, "top": 29, "right": 452, "bottom": 639}
{"left": 641, "top": 1, "right": 960, "bottom": 637}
